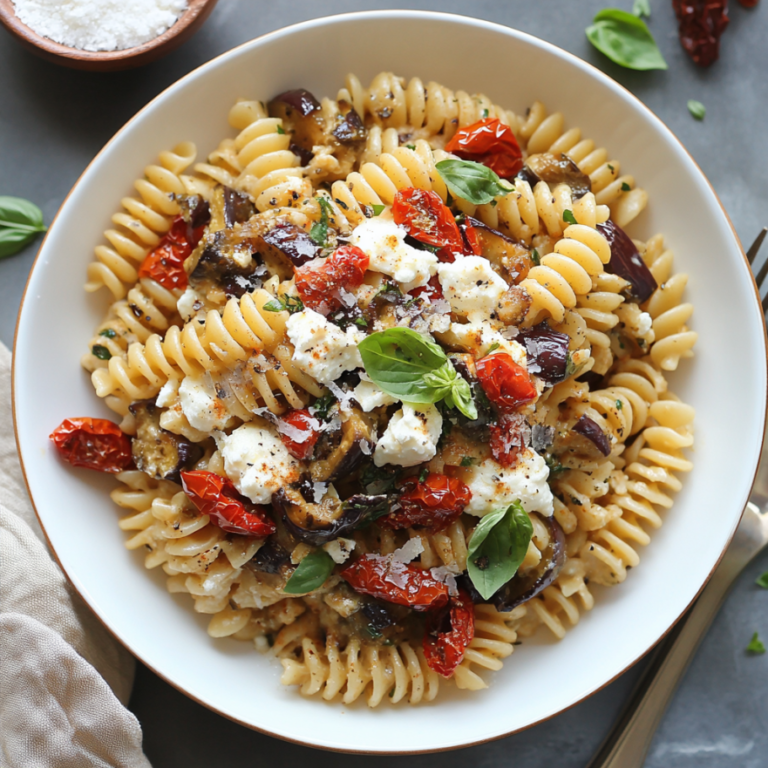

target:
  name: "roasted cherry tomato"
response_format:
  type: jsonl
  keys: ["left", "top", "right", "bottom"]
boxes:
{"left": 180, "top": 470, "right": 276, "bottom": 537}
{"left": 381, "top": 474, "right": 471, "bottom": 532}
{"left": 423, "top": 589, "right": 475, "bottom": 677}
{"left": 392, "top": 187, "right": 463, "bottom": 261}
{"left": 445, "top": 118, "right": 523, "bottom": 179}
{"left": 341, "top": 554, "right": 449, "bottom": 610}
{"left": 137, "top": 215, "right": 206, "bottom": 291}
{"left": 409, "top": 274, "right": 444, "bottom": 303}
{"left": 278, "top": 408, "right": 322, "bottom": 460}
{"left": 476, "top": 352, "right": 537, "bottom": 412}
{"left": 294, "top": 245, "right": 369, "bottom": 312}
{"left": 458, "top": 216, "right": 483, "bottom": 257}
{"left": 489, "top": 413, "right": 529, "bottom": 467}
{"left": 50, "top": 417, "right": 133, "bottom": 473}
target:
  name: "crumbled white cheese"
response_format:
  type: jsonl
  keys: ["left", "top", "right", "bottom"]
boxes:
{"left": 637, "top": 311, "right": 653, "bottom": 336}
{"left": 430, "top": 565, "right": 459, "bottom": 596}
{"left": 286, "top": 309, "right": 365, "bottom": 384}
{"left": 176, "top": 287, "right": 205, "bottom": 322}
{"left": 428, "top": 313, "right": 451, "bottom": 334}
{"left": 353, "top": 379, "right": 397, "bottom": 412}
{"left": 373, "top": 404, "right": 442, "bottom": 468}
{"left": 323, "top": 538, "right": 357, "bottom": 565}
{"left": 349, "top": 214, "right": 437, "bottom": 291}
{"left": 392, "top": 537, "right": 425, "bottom": 564}
{"left": 446, "top": 321, "right": 528, "bottom": 367}
{"left": 438, "top": 256, "right": 508, "bottom": 322}
{"left": 155, "top": 377, "right": 180, "bottom": 408}
{"left": 179, "top": 373, "right": 235, "bottom": 432}
{"left": 215, "top": 423, "right": 299, "bottom": 505}
{"left": 463, "top": 450, "right": 554, "bottom": 517}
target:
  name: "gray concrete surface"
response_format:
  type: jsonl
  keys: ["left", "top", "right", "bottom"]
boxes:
{"left": 2, "top": 1, "right": 768, "bottom": 765}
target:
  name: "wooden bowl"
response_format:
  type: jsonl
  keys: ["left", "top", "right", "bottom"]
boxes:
{"left": 0, "top": 0, "right": 218, "bottom": 71}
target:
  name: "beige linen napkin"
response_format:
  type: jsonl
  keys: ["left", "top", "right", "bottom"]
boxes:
{"left": 0, "top": 342, "right": 152, "bottom": 768}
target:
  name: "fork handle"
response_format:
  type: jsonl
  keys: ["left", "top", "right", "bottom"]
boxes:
{"left": 585, "top": 563, "right": 735, "bottom": 768}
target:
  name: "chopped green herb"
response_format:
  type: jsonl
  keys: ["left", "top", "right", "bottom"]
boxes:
{"left": 405, "top": 144, "right": 416, "bottom": 150}
{"left": 486, "top": 342, "right": 501, "bottom": 355}
{"left": 284, "top": 550, "right": 335, "bottom": 595}
{"left": 563, "top": 209, "right": 578, "bottom": 226}
{"left": 747, "top": 632, "right": 766, "bottom": 654}
{"left": 621, "top": 182, "right": 631, "bottom": 192}
{"left": 419, "top": 467, "right": 430, "bottom": 483}
{"left": 371, "top": 204, "right": 386, "bottom": 216}
{"left": 756, "top": 572, "right": 768, "bottom": 589}
{"left": 263, "top": 295, "right": 304, "bottom": 314}
{"left": 309, "top": 197, "right": 334, "bottom": 246}
{"left": 615, "top": 399, "right": 623, "bottom": 410}
{"left": 99, "top": 329, "right": 117, "bottom": 339}
{"left": 276, "top": 125, "right": 286, "bottom": 135}
{"left": 482, "top": 108, "right": 489, "bottom": 118}
{"left": 531, "top": 248, "right": 541, "bottom": 266}
{"left": 687, "top": 100, "right": 706, "bottom": 120}
{"left": 586, "top": 9, "right": 667, "bottom": 71}
{"left": 91, "top": 345, "right": 112, "bottom": 361}
{"left": 633, "top": 0, "right": 651, "bottom": 18}
{"left": 461, "top": 456, "right": 475, "bottom": 467}
{"left": 311, "top": 391, "right": 337, "bottom": 421}
{"left": 354, "top": 316, "right": 369, "bottom": 328}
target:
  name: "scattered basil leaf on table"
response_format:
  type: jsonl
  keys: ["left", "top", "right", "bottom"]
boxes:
{"left": 467, "top": 501, "right": 533, "bottom": 600}
{"left": 633, "top": 0, "right": 651, "bottom": 18}
{"left": 747, "top": 631, "right": 766, "bottom": 654}
{"left": 0, "top": 196, "right": 47, "bottom": 259}
{"left": 586, "top": 9, "right": 668, "bottom": 71}
{"left": 755, "top": 571, "right": 768, "bottom": 589}
{"left": 309, "top": 196, "right": 334, "bottom": 246}
{"left": 358, "top": 327, "right": 477, "bottom": 419}
{"left": 283, "top": 550, "right": 335, "bottom": 594}
{"left": 687, "top": 100, "right": 706, "bottom": 120}
{"left": 435, "top": 159, "right": 513, "bottom": 205}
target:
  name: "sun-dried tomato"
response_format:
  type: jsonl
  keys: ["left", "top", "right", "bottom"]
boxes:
{"left": 278, "top": 408, "right": 322, "bottom": 460}
{"left": 50, "top": 417, "right": 133, "bottom": 473}
{"left": 737, "top": 0, "right": 758, "bottom": 6}
{"left": 409, "top": 275, "right": 444, "bottom": 303}
{"left": 445, "top": 118, "right": 523, "bottom": 179}
{"left": 476, "top": 352, "right": 537, "bottom": 412}
{"left": 673, "top": 0, "right": 730, "bottom": 66}
{"left": 458, "top": 217, "right": 483, "bottom": 257}
{"left": 137, "top": 215, "right": 206, "bottom": 291}
{"left": 294, "top": 245, "right": 369, "bottom": 312}
{"left": 392, "top": 188, "right": 464, "bottom": 261}
{"left": 340, "top": 554, "right": 449, "bottom": 610}
{"left": 423, "top": 589, "right": 475, "bottom": 677}
{"left": 489, "top": 413, "right": 530, "bottom": 467}
{"left": 180, "top": 470, "right": 276, "bottom": 537}
{"left": 381, "top": 474, "right": 471, "bottom": 532}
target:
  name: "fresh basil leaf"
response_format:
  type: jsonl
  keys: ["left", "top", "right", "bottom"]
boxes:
{"left": 747, "top": 631, "right": 766, "bottom": 654}
{"left": 91, "top": 345, "right": 112, "bottom": 361}
{"left": 263, "top": 299, "right": 284, "bottom": 312}
{"left": 442, "top": 372, "right": 478, "bottom": 420}
{"left": 0, "top": 228, "right": 36, "bottom": 259}
{"left": 563, "top": 209, "right": 577, "bottom": 225}
{"left": 436, "top": 159, "right": 512, "bottom": 206}
{"left": 310, "top": 391, "right": 336, "bottom": 421}
{"left": 586, "top": 9, "right": 668, "bottom": 71}
{"left": 467, "top": 502, "right": 533, "bottom": 600}
{"left": 371, "top": 204, "right": 386, "bottom": 216}
{"left": 687, "top": 99, "right": 706, "bottom": 120}
{"left": 309, "top": 197, "right": 334, "bottom": 246}
{"left": 358, "top": 327, "right": 448, "bottom": 403}
{"left": 756, "top": 571, "right": 768, "bottom": 589}
{"left": 0, "top": 196, "right": 47, "bottom": 259}
{"left": 99, "top": 329, "right": 117, "bottom": 339}
{"left": 633, "top": 0, "right": 650, "bottom": 17}
{"left": 283, "top": 550, "right": 335, "bottom": 594}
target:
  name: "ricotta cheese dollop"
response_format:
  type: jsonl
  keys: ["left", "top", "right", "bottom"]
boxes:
{"left": 373, "top": 403, "right": 442, "bottom": 468}
{"left": 216, "top": 423, "right": 300, "bottom": 505}
{"left": 463, "top": 449, "right": 554, "bottom": 517}
{"left": 350, "top": 214, "right": 437, "bottom": 292}
{"left": 353, "top": 379, "right": 397, "bottom": 412}
{"left": 438, "top": 256, "right": 508, "bottom": 322}
{"left": 179, "top": 373, "right": 234, "bottom": 432}
{"left": 286, "top": 309, "right": 365, "bottom": 384}
{"left": 445, "top": 320, "right": 528, "bottom": 367}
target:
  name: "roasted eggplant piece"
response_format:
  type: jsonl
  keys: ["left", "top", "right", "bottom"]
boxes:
{"left": 517, "top": 153, "right": 592, "bottom": 199}
{"left": 332, "top": 102, "right": 366, "bottom": 145}
{"left": 274, "top": 486, "right": 387, "bottom": 546}
{"left": 129, "top": 400, "right": 203, "bottom": 481}
{"left": 250, "top": 540, "right": 291, "bottom": 575}
{"left": 261, "top": 222, "right": 320, "bottom": 268}
{"left": 516, "top": 322, "right": 571, "bottom": 385}
{"left": 176, "top": 194, "right": 211, "bottom": 231}
{"left": 597, "top": 220, "right": 658, "bottom": 303}
{"left": 223, "top": 187, "right": 256, "bottom": 227}
{"left": 460, "top": 216, "right": 532, "bottom": 283}
{"left": 491, "top": 516, "right": 566, "bottom": 611}
{"left": 268, "top": 88, "right": 325, "bottom": 160}
{"left": 572, "top": 415, "right": 611, "bottom": 456}
{"left": 310, "top": 408, "right": 374, "bottom": 483}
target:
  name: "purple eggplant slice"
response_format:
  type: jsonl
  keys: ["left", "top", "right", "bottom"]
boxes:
{"left": 223, "top": 187, "right": 256, "bottom": 228}
{"left": 261, "top": 222, "right": 320, "bottom": 268}
{"left": 516, "top": 322, "right": 571, "bottom": 384}
{"left": 270, "top": 88, "right": 321, "bottom": 117}
{"left": 332, "top": 107, "right": 366, "bottom": 144}
{"left": 310, "top": 409, "right": 374, "bottom": 483}
{"left": 250, "top": 540, "right": 291, "bottom": 575}
{"left": 491, "top": 516, "right": 566, "bottom": 612}
{"left": 269, "top": 89, "right": 326, "bottom": 160}
{"left": 572, "top": 415, "right": 611, "bottom": 456}
{"left": 460, "top": 216, "right": 532, "bottom": 283}
{"left": 519, "top": 153, "right": 592, "bottom": 199}
{"left": 176, "top": 194, "right": 211, "bottom": 231}
{"left": 597, "top": 220, "right": 658, "bottom": 303}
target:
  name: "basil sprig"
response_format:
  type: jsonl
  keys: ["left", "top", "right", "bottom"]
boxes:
{"left": 467, "top": 501, "right": 533, "bottom": 600}
{"left": 435, "top": 159, "right": 513, "bottom": 206}
{"left": 586, "top": 9, "right": 667, "bottom": 71}
{"left": 358, "top": 327, "right": 477, "bottom": 419}
{"left": 0, "top": 196, "right": 47, "bottom": 259}
{"left": 283, "top": 550, "right": 335, "bottom": 594}
{"left": 687, "top": 100, "right": 706, "bottom": 120}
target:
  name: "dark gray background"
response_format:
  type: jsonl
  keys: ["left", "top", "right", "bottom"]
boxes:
{"left": 3, "top": 1, "right": 768, "bottom": 765}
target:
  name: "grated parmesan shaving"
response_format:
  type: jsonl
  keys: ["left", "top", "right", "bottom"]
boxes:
{"left": 430, "top": 566, "right": 460, "bottom": 597}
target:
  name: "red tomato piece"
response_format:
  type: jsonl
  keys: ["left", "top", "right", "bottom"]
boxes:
{"left": 392, "top": 188, "right": 464, "bottom": 258}
{"left": 409, "top": 274, "right": 444, "bottom": 303}
{"left": 673, "top": 0, "right": 729, "bottom": 66}
{"left": 340, "top": 554, "right": 449, "bottom": 610}
{"left": 489, "top": 413, "right": 529, "bottom": 467}
{"left": 49, "top": 417, "right": 133, "bottom": 473}
{"left": 423, "top": 589, "right": 475, "bottom": 677}
{"left": 180, "top": 470, "right": 276, "bottom": 537}
{"left": 294, "top": 245, "right": 369, "bottom": 312}
{"left": 476, "top": 352, "right": 537, "bottom": 412}
{"left": 380, "top": 474, "right": 471, "bottom": 532}
{"left": 459, "top": 217, "right": 483, "bottom": 257}
{"left": 445, "top": 118, "right": 523, "bottom": 179}
{"left": 137, "top": 215, "right": 206, "bottom": 291}
{"left": 278, "top": 408, "right": 322, "bottom": 460}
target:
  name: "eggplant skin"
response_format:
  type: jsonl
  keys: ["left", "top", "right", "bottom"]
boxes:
{"left": 517, "top": 153, "right": 592, "bottom": 200}
{"left": 597, "top": 220, "right": 658, "bottom": 303}
{"left": 310, "top": 409, "right": 374, "bottom": 483}
{"left": 129, "top": 400, "right": 203, "bottom": 481}
{"left": 261, "top": 222, "right": 320, "bottom": 267}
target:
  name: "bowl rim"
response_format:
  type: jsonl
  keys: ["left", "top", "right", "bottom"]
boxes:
{"left": 11, "top": 8, "right": 768, "bottom": 754}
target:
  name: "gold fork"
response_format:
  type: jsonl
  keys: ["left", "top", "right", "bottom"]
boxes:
{"left": 586, "top": 228, "right": 768, "bottom": 768}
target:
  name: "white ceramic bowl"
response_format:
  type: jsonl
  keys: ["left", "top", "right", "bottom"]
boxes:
{"left": 13, "top": 10, "right": 767, "bottom": 754}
